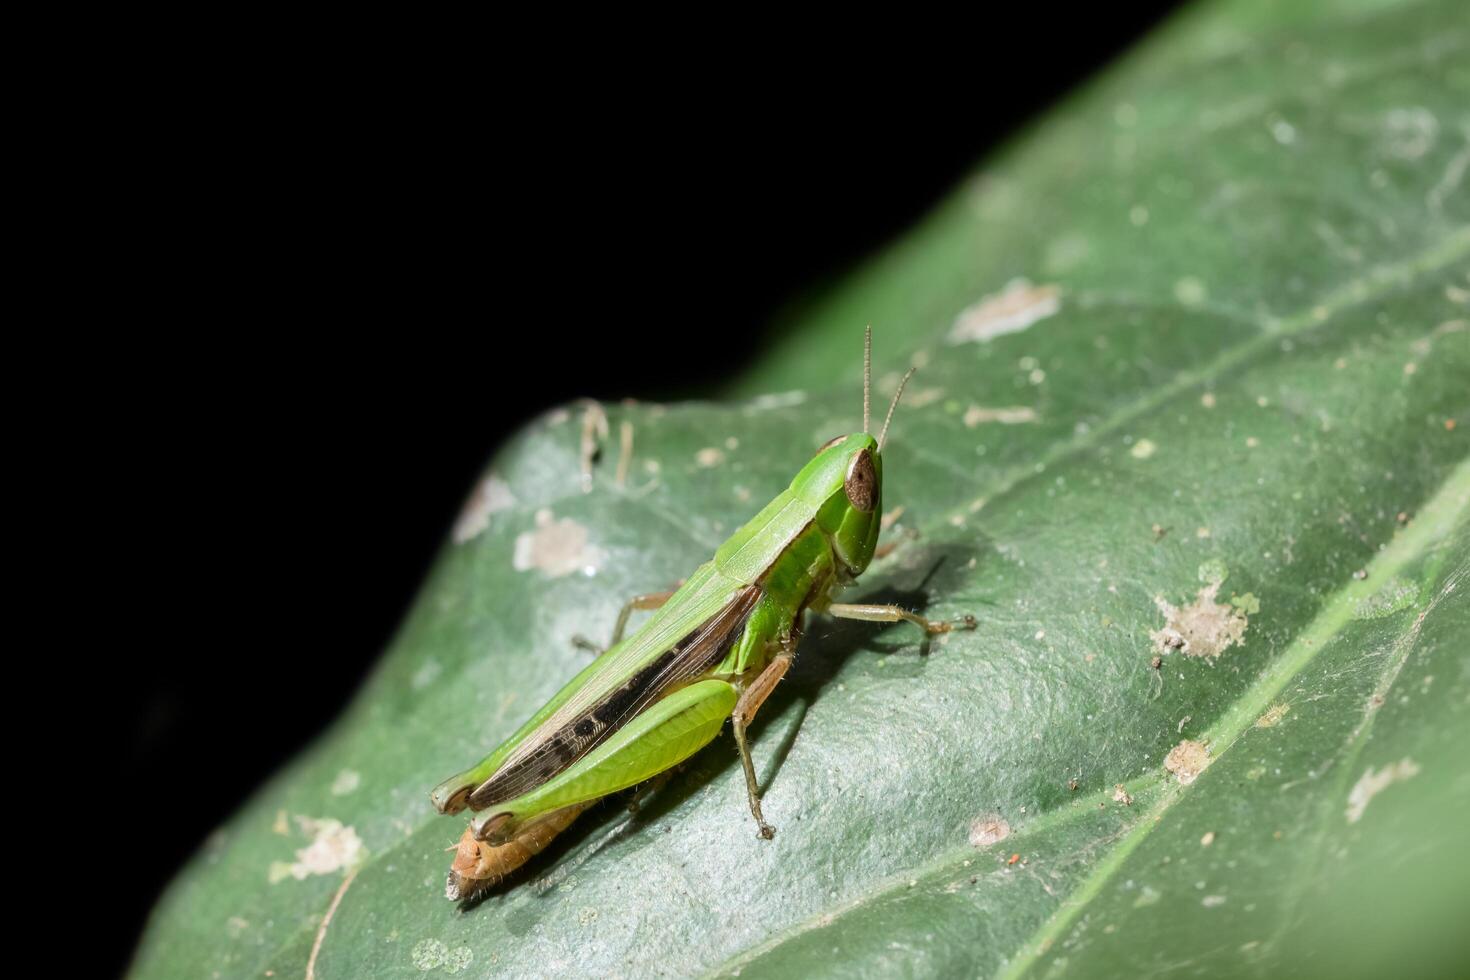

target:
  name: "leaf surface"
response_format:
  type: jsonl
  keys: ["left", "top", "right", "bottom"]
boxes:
{"left": 132, "top": 0, "right": 1470, "bottom": 976}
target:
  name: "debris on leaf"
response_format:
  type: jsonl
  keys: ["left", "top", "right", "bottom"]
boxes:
{"left": 1164, "top": 739, "right": 1211, "bottom": 785}
{"left": 1112, "top": 784, "right": 1133, "bottom": 805}
{"left": 452, "top": 473, "right": 516, "bottom": 544}
{"left": 268, "top": 817, "right": 365, "bottom": 883}
{"left": 513, "top": 509, "right": 607, "bottom": 578}
{"left": 330, "top": 769, "right": 361, "bottom": 796}
{"left": 1255, "top": 703, "right": 1290, "bottom": 728}
{"left": 963, "top": 405, "right": 1038, "bottom": 426}
{"left": 968, "top": 814, "right": 1012, "bottom": 847}
{"left": 947, "top": 279, "right": 1061, "bottom": 344}
{"left": 1346, "top": 758, "right": 1421, "bottom": 823}
{"left": 1151, "top": 580, "right": 1250, "bottom": 659}
{"left": 579, "top": 401, "right": 609, "bottom": 493}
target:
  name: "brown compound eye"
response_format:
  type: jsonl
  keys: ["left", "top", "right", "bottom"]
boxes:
{"left": 844, "top": 449, "right": 877, "bottom": 512}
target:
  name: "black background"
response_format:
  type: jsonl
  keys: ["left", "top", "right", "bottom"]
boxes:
{"left": 95, "top": 8, "right": 1180, "bottom": 974}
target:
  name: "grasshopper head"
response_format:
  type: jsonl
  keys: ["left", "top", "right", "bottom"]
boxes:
{"left": 790, "top": 431, "right": 884, "bottom": 577}
{"left": 788, "top": 327, "right": 916, "bottom": 579}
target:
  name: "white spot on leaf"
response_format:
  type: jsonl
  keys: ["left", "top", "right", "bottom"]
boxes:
{"left": 268, "top": 816, "right": 366, "bottom": 883}
{"left": 947, "top": 279, "right": 1061, "bottom": 344}
{"left": 513, "top": 509, "right": 606, "bottom": 578}
{"left": 1174, "top": 277, "right": 1208, "bottom": 307}
{"left": 745, "top": 390, "right": 807, "bottom": 412}
{"left": 1346, "top": 758, "right": 1420, "bottom": 823}
{"left": 412, "top": 939, "right": 471, "bottom": 972}
{"left": 964, "top": 405, "right": 1038, "bottom": 427}
{"left": 452, "top": 474, "right": 515, "bottom": 544}
{"left": 330, "top": 769, "right": 361, "bottom": 796}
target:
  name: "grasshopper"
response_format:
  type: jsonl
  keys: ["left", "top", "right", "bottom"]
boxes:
{"left": 431, "top": 330, "right": 975, "bottom": 899}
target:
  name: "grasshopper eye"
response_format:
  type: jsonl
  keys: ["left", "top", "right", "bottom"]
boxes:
{"left": 844, "top": 449, "right": 877, "bottom": 512}
{"left": 819, "top": 434, "right": 849, "bottom": 452}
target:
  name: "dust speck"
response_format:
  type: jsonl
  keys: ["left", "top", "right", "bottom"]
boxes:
{"left": 1130, "top": 438, "right": 1157, "bottom": 460}
{"left": 443, "top": 947, "right": 473, "bottom": 975}
{"left": 1379, "top": 106, "right": 1437, "bottom": 160}
{"left": 695, "top": 447, "right": 726, "bottom": 468}
{"left": 451, "top": 474, "right": 515, "bottom": 544}
{"left": 1202, "top": 894, "right": 1227, "bottom": 908}
{"left": 969, "top": 814, "right": 1011, "bottom": 847}
{"left": 1255, "top": 703, "right": 1290, "bottom": 728}
{"left": 1133, "top": 885, "right": 1161, "bottom": 908}
{"left": 1201, "top": 392, "right": 1216, "bottom": 408}
{"left": 1345, "top": 758, "right": 1420, "bottom": 823}
{"left": 412, "top": 939, "right": 447, "bottom": 971}
{"left": 964, "top": 405, "right": 1038, "bottom": 427}
{"left": 513, "top": 509, "right": 606, "bottom": 577}
{"left": 746, "top": 390, "right": 807, "bottom": 412}
{"left": 1151, "top": 580, "right": 1250, "bottom": 659}
{"left": 906, "top": 386, "right": 945, "bottom": 408}
{"left": 330, "top": 769, "right": 361, "bottom": 796}
{"left": 1353, "top": 576, "right": 1419, "bottom": 619}
{"left": 1232, "top": 593, "right": 1260, "bottom": 616}
{"left": 1198, "top": 559, "right": 1229, "bottom": 585}
{"left": 1043, "top": 232, "right": 1091, "bottom": 274}
{"left": 1165, "top": 739, "right": 1211, "bottom": 785}
{"left": 1200, "top": 831, "right": 1216, "bottom": 847}
{"left": 947, "top": 279, "right": 1061, "bottom": 344}
{"left": 412, "top": 659, "right": 443, "bottom": 690}
{"left": 1174, "top": 277, "right": 1208, "bottom": 307}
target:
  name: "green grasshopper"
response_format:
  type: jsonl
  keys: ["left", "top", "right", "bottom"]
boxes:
{"left": 431, "top": 330, "right": 975, "bottom": 899}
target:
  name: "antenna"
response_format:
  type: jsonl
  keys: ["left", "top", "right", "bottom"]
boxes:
{"left": 877, "top": 367, "right": 915, "bottom": 451}
{"left": 863, "top": 326, "right": 872, "bottom": 435}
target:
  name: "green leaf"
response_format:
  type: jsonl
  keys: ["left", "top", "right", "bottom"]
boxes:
{"left": 132, "top": 0, "right": 1469, "bottom": 977}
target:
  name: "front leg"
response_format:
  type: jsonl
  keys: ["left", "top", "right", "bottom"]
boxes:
{"left": 731, "top": 632, "right": 797, "bottom": 839}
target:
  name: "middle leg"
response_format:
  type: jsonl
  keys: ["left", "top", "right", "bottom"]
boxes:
{"left": 731, "top": 633, "right": 796, "bottom": 839}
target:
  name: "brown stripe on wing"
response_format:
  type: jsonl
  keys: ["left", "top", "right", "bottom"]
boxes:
{"left": 467, "top": 584, "right": 761, "bottom": 810}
